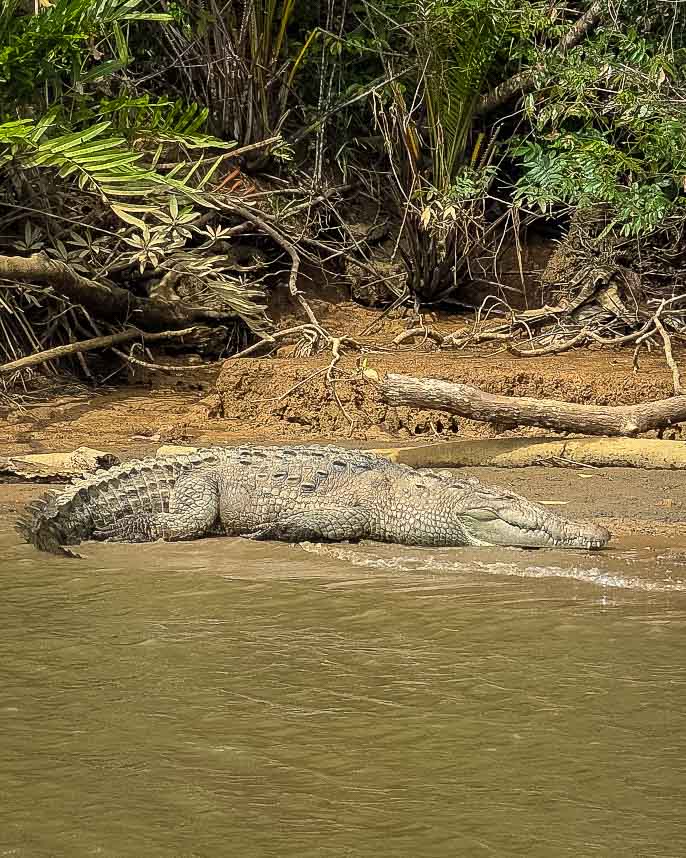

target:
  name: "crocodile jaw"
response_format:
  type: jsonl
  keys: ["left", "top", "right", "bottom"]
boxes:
{"left": 457, "top": 499, "right": 611, "bottom": 550}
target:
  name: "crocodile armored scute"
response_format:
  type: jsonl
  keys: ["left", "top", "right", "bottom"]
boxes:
{"left": 17, "top": 444, "right": 611, "bottom": 555}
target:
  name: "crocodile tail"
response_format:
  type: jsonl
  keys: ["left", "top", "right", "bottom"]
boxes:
{"left": 16, "top": 449, "right": 226, "bottom": 555}
{"left": 16, "top": 491, "right": 87, "bottom": 557}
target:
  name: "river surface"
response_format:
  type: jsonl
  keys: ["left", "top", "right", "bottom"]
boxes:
{"left": 2, "top": 524, "right": 686, "bottom": 857}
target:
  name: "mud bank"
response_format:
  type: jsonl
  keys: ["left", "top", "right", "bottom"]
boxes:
{"left": 1, "top": 344, "right": 680, "bottom": 456}
{"left": 214, "top": 349, "right": 679, "bottom": 441}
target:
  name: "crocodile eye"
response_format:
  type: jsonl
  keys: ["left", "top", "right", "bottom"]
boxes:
{"left": 465, "top": 508, "right": 499, "bottom": 522}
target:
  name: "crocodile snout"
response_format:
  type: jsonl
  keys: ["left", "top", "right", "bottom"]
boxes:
{"left": 458, "top": 494, "right": 612, "bottom": 550}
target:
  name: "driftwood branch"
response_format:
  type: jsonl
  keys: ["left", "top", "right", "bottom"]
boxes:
{"left": 0, "top": 254, "right": 234, "bottom": 330}
{"left": 381, "top": 372, "right": 686, "bottom": 437}
{"left": 0, "top": 327, "right": 198, "bottom": 375}
{"left": 0, "top": 448, "right": 120, "bottom": 481}
{"left": 372, "top": 437, "right": 686, "bottom": 470}
{"left": 476, "top": 1, "right": 603, "bottom": 115}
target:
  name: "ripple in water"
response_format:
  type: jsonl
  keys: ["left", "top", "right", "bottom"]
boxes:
{"left": 299, "top": 542, "right": 686, "bottom": 592}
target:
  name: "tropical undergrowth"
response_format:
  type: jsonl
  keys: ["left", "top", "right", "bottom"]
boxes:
{"left": 1, "top": 0, "right": 686, "bottom": 387}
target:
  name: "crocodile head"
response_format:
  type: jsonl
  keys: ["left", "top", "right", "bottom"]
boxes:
{"left": 453, "top": 484, "right": 611, "bottom": 550}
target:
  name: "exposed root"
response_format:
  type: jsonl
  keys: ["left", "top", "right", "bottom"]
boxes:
{"left": 111, "top": 346, "right": 221, "bottom": 374}
{"left": 507, "top": 328, "right": 591, "bottom": 357}
{"left": 214, "top": 197, "right": 323, "bottom": 330}
{"left": 0, "top": 254, "right": 233, "bottom": 330}
{"left": 654, "top": 316, "right": 683, "bottom": 395}
{"left": 392, "top": 327, "right": 444, "bottom": 347}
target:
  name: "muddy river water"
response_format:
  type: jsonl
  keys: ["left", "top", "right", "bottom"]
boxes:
{"left": 2, "top": 510, "right": 686, "bottom": 856}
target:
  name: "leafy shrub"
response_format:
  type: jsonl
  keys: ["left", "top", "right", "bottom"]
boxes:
{"left": 512, "top": 4, "right": 686, "bottom": 237}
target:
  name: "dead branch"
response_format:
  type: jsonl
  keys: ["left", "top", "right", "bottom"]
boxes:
{"left": 380, "top": 372, "right": 686, "bottom": 436}
{"left": 111, "top": 346, "right": 222, "bottom": 373}
{"left": 654, "top": 316, "right": 684, "bottom": 394}
{"left": 507, "top": 328, "right": 590, "bottom": 357}
{"left": 442, "top": 303, "right": 572, "bottom": 349}
{"left": 0, "top": 254, "right": 234, "bottom": 330}
{"left": 325, "top": 337, "right": 355, "bottom": 430}
{"left": 112, "top": 323, "right": 357, "bottom": 373}
{"left": 155, "top": 135, "right": 283, "bottom": 172}
{"left": 112, "top": 323, "right": 323, "bottom": 372}
{"left": 0, "top": 327, "right": 198, "bottom": 375}
{"left": 213, "top": 199, "right": 323, "bottom": 329}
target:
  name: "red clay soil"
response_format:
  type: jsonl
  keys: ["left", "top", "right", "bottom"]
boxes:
{"left": 1, "top": 340, "right": 680, "bottom": 460}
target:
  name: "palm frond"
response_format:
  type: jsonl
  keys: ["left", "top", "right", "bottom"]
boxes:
{"left": 98, "top": 96, "right": 237, "bottom": 150}
{"left": 422, "top": 0, "right": 511, "bottom": 188}
{"left": 22, "top": 123, "right": 156, "bottom": 199}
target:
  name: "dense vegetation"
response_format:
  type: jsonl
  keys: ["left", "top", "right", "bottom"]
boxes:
{"left": 1, "top": 0, "right": 684, "bottom": 380}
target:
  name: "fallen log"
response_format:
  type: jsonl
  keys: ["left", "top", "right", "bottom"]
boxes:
{"left": 381, "top": 373, "right": 686, "bottom": 437}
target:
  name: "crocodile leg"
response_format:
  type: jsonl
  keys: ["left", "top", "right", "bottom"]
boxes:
{"left": 93, "top": 472, "right": 220, "bottom": 543}
{"left": 241, "top": 506, "right": 370, "bottom": 543}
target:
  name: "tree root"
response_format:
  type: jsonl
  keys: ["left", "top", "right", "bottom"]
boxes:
{"left": 0, "top": 254, "right": 234, "bottom": 330}
{"left": 392, "top": 327, "right": 445, "bottom": 347}
{"left": 214, "top": 197, "right": 324, "bottom": 330}
{"left": 652, "top": 311, "right": 683, "bottom": 395}
{"left": 507, "top": 328, "right": 591, "bottom": 357}
{"left": 403, "top": 283, "right": 685, "bottom": 397}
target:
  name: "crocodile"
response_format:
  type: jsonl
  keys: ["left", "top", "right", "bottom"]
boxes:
{"left": 17, "top": 445, "right": 611, "bottom": 556}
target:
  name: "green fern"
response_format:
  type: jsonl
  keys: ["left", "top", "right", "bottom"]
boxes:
{"left": 0, "top": 113, "right": 225, "bottom": 228}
